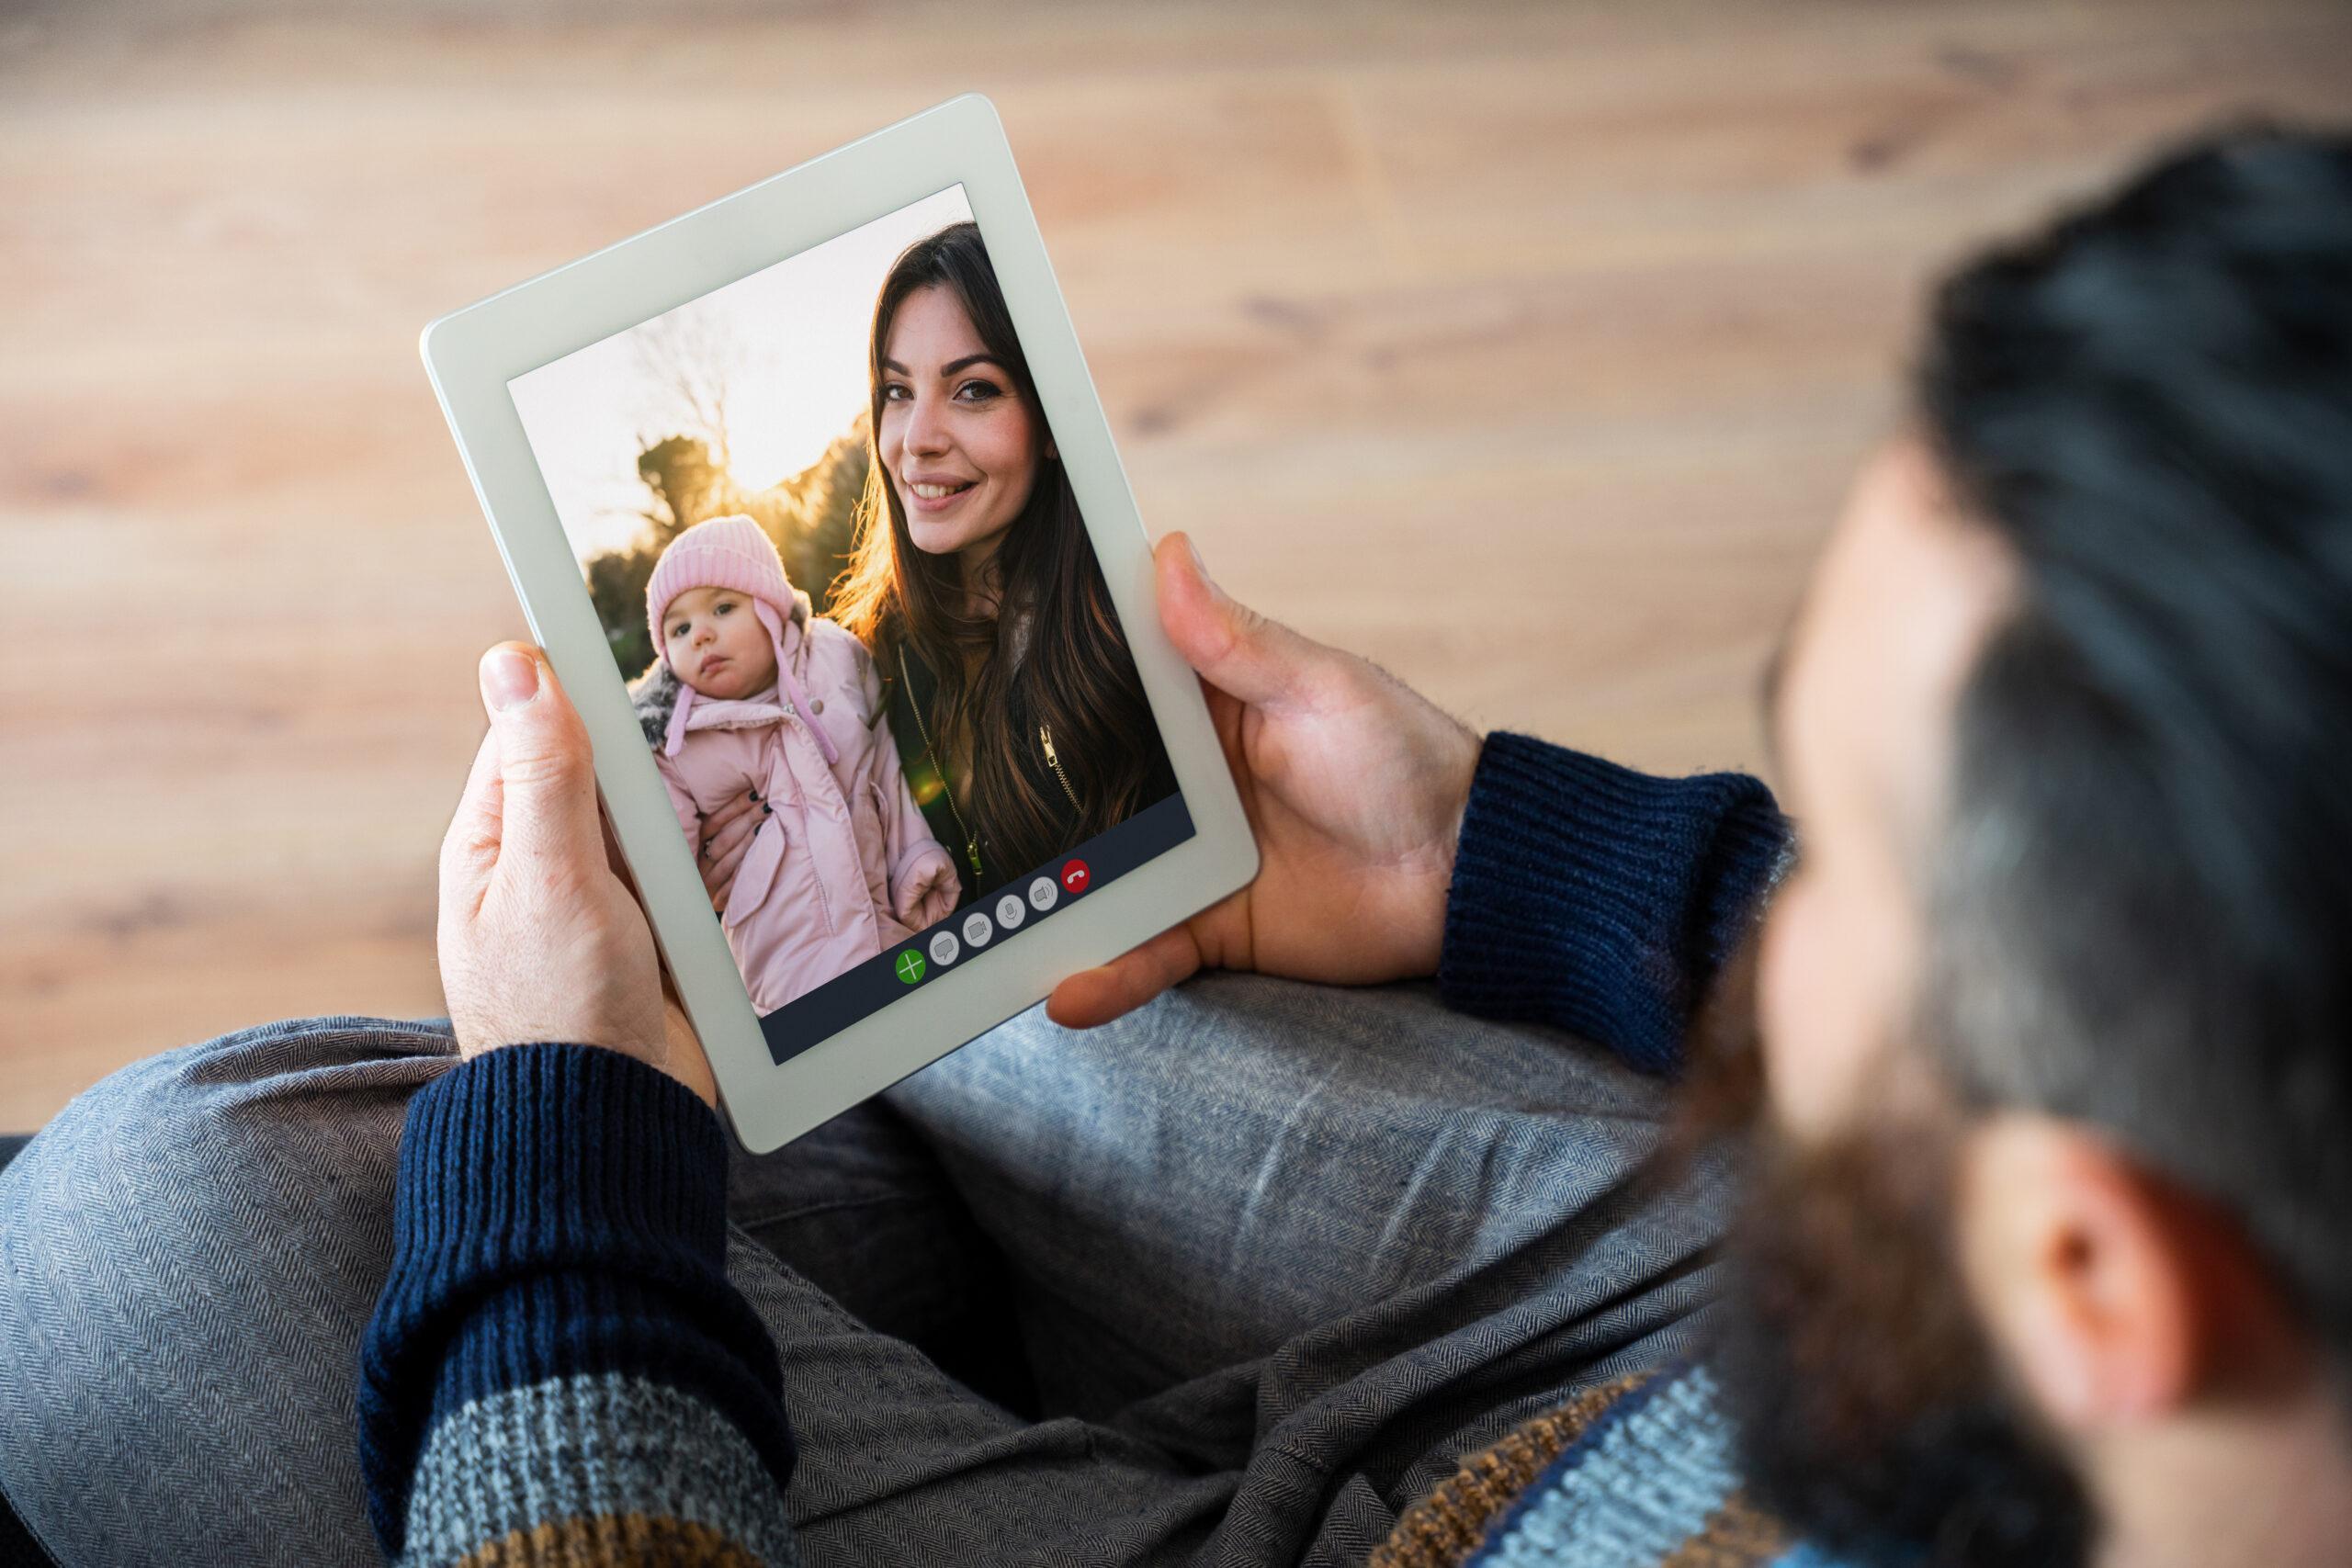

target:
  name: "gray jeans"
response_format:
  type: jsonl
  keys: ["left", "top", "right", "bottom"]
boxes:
{"left": 0, "top": 974, "right": 1728, "bottom": 1566}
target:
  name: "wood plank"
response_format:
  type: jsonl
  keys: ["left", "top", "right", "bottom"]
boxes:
{"left": 5, "top": 0, "right": 2348, "bottom": 1126}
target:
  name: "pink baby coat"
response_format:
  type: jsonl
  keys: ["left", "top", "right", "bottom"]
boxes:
{"left": 651, "top": 598, "right": 960, "bottom": 1013}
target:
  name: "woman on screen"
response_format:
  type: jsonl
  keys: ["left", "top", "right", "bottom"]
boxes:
{"left": 829, "top": 222, "right": 1179, "bottom": 904}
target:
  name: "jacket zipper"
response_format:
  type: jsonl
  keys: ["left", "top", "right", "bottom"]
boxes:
{"left": 1039, "top": 725, "right": 1081, "bottom": 815}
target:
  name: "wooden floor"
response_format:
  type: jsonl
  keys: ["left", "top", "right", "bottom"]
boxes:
{"left": 4, "top": 0, "right": 2347, "bottom": 1128}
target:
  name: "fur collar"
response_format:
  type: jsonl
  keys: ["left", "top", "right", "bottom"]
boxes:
{"left": 627, "top": 660, "right": 686, "bottom": 750}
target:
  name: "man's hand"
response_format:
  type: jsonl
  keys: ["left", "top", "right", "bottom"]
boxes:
{"left": 1046, "top": 534, "right": 1482, "bottom": 1028}
{"left": 439, "top": 642, "right": 718, "bottom": 1107}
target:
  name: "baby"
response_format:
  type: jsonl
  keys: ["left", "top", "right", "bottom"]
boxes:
{"left": 632, "top": 514, "right": 960, "bottom": 1012}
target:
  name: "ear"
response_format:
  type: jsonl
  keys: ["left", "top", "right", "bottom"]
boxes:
{"left": 1958, "top": 1116, "right": 2201, "bottom": 1430}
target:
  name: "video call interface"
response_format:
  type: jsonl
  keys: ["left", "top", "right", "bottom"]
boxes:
{"left": 508, "top": 186, "right": 1192, "bottom": 1064}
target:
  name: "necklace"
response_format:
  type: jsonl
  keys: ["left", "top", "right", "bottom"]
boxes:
{"left": 899, "top": 642, "right": 984, "bottom": 884}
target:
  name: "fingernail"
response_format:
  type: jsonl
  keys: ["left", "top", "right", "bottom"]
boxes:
{"left": 749, "top": 787, "right": 761, "bottom": 800}
{"left": 1182, "top": 534, "right": 1224, "bottom": 601}
{"left": 762, "top": 802, "right": 773, "bottom": 814}
{"left": 481, "top": 649, "right": 538, "bottom": 711}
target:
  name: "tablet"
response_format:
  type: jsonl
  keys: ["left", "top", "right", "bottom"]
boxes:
{"left": 422, "top": 94, "right": 1257, "bottom": 1153}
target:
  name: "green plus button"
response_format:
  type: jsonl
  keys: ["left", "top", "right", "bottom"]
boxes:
{"left": 895, "top": 950, "right": 927, "bottom": 985}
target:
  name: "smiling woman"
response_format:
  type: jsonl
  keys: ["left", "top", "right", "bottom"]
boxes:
{"left": 831, "top": 222, "right": 1180, "bottom": 900}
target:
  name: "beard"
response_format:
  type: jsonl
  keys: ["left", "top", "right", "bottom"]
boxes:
{"left": 1664, "top": 939, "right": 2097, "bottom": 1566}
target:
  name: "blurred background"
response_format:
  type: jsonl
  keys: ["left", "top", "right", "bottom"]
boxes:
{"left": 5, "top": 0, "right": 2349, "bottom": 1130}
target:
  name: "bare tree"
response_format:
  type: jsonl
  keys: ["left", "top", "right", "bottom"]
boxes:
{"left": 632, "top": 309, "right": 739, "bottom": 472}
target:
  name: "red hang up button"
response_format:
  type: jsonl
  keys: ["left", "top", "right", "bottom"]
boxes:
{"left": 1060, "top": 859, "right": 1091, "bottom": 895}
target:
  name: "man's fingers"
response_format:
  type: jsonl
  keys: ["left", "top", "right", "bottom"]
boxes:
{"left": 1154, "top": 532, "right": 1327, "bottom": 710}
{"left": 478, "top": 644, "right": 603, "bottom": 868}
{"left": 599, "top": 791, "right": 644, "bottom": 904}
{"left": 438, "top": 723, "right": 506, "bottom": 914}
{"left": 657, "top": 984, "right": 718, "bottom": 1109}
{"left": 1046, "top": 924, "right": 1204, "bottom": 1030}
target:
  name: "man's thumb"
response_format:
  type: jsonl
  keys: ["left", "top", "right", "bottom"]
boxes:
{"left": 479, "top": 644, "right": 600, "bottom": 863}
{"left": 1154, "top": 531, "right": 1319, "bottom": 708}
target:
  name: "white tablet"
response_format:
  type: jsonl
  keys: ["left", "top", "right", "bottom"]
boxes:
{"left": 422, "top": 94, "right": 1257, "bottom": 1153}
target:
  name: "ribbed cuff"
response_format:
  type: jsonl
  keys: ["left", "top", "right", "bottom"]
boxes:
{"left": 391, "top": 1042, "right": 729, "bottom": 1290}
{"left": 357, "top": 1043, "right": 787, "bottom": 1555}
{"left": 1439, "top": 732, "right": 1789, "bottom": 1075}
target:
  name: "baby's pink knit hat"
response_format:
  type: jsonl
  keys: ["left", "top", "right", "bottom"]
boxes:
{"left": 644, "top": 514, "right": 839, "bottom": 766}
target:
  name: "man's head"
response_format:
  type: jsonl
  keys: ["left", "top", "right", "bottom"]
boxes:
{"left": 1716, "top": 128, "right": 2352, "bottom": 1563}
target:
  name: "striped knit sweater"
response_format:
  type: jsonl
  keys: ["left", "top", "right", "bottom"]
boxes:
{"left": 355, "top": 731, "right": 1804, "bottom": 1565}
{"left": 1373, "top": 1364, "right": 1860, "bottom": 1568}
{"left": 355, "top": 1043, "right": 800, "bottom": 1566}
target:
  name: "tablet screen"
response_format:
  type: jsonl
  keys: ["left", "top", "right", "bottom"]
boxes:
{"left": 508, "top": 186, "right": 1193, "bottom": 1065}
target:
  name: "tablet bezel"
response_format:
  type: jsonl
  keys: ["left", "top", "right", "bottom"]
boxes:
{"left": 421, "top": 94, "right": 1258, "bottom": 1153}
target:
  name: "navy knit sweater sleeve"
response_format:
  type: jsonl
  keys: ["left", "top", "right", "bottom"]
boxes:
{"left": 1439, "top": 730, "right": 1792, "bottom": 1075}
{"left": 356, "top": 1043, "right": 799, "bottom": 1565}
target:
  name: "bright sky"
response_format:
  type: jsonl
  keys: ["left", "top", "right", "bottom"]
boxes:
{"left": 509, "top": 184, "right": 974, "bottom": 562}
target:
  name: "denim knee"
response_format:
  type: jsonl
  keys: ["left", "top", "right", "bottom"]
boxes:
{"left": 0, "top": 1016, "right": 456, "bottom": 1567}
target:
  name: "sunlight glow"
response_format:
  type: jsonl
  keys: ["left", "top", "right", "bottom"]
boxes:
{"left": 509, "top": 186, "right": 976, "bottom": 562}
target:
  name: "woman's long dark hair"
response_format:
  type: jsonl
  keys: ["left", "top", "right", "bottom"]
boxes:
{"left": 830, "top": 221, "right": 1163, "bottom": 876}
